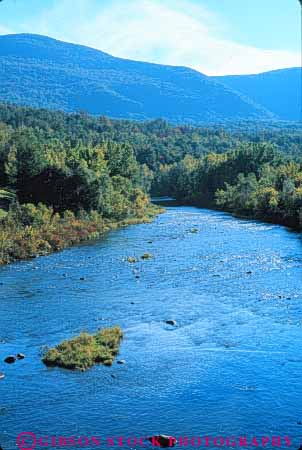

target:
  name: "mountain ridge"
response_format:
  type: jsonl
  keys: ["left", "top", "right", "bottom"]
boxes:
{"left": 0, "top": 33, "right": 296, "bottom": 123}
{"left": 213, "top": 68, "right": 300, "bottom": 121}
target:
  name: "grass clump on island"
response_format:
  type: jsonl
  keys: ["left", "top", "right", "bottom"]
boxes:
{"left": 42, "top": 326, "right": 123, "bottom": 371}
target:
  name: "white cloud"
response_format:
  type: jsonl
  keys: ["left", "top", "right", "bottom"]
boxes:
{"left": 8, "top": 0, "right": 301, "bottom": 75}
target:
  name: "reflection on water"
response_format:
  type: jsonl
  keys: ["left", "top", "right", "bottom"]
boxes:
{"left": 0, "top": 207, "right": 301, "bottom": 449}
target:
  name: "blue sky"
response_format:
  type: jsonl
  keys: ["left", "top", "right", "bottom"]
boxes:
{"left": 0, "top": 0, "right": 300, "bottom": 75}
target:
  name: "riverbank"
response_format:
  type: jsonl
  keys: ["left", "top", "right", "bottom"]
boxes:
{"left": 154, "top": 197, "right": 301, "bottom": 232}
{"left": 0, "top": 202, "right": 163, "bottom": 265}
{"left": 203, "top": 204, "right": 301, "bottom": 232}
{"left": 155, "top": 144, "right": 302, "bottom": 233}
{"left": 228, "top": 208, "right": 301, "bottom": 232}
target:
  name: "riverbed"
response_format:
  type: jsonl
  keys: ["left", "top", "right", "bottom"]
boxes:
{"left": 0, "top": 206, "right": 301, "bottom": 449}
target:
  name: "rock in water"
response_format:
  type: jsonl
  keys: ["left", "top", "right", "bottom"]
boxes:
{"left": 17, "top": 353, "right": 25, "bottom": 360}
{"left": 127, "top": 257, "right": 138, "bottom": 263}
{"left": 0, "top": 372, "right": 5, "bottom": 380}
{"left": 165, "top": 320, "right": 177, "bottom": 326}
{"left": 4, "top": 356, "right": 16, "bottom": 364}
{"left": 117, "top": 360, "right": 126, "bottom": 365}
{"left": 148, "top": 435, "right": 177, "bottom": 448}
{"left": 141, "top": 253, "right": 153, "bottom": 260}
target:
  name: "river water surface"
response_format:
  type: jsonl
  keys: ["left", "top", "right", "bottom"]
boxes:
{"left": 0, "top": 206, "right": 302, "bottom": 449}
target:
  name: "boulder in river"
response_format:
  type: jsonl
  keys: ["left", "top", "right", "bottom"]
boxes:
{"left": 4, "top": 356, "right": 16, "bottom": 364}
{"left": 127, "top": 257, "right": 138, "bottom": 263}
{"left": 147, "top": 435, "right": 177, "bottom": 448}
{"left": 117, "top": 360, "right": 126, "bottom": 364}
{"left": 103, "top": 360, "right": 113, "bottom": 366}
{"left": 141, "top": 253, "right": 153, "bottom": 260}
{"left": 0, "top": 372, "right": 5, "bottom": 380}
{"left": 17, "top": 353, "right": 25, "bottom": 360}
{"left": 165, "top": 320, "right": 177, "bottom": 326}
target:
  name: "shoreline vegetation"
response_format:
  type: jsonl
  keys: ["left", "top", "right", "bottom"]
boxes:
{"left": 165, "top": 198, "right": 301, "bottom": 232}
{"left": 157, "top": 145, "right": 302, "bottom": 232}
{"left": 42, "top": 326, "right": 123, "bottom": 371}
{"left": 0, "top": 202, "right": 162, "bottom": 265}
{"left": 0, "top": 102, "right": 168, "bottom": 265}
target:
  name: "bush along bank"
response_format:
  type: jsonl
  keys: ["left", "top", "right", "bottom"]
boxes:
{"left": 0, "top": 200, "right": 162, "bottom": 265}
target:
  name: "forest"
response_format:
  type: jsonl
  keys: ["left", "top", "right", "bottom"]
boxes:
{"left": 0, "top": 102, "right": 301, "bottom": 264}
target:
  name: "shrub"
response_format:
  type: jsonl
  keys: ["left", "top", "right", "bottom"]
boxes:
{"left": 42, "top": 327, "right": 123, "bottom": 371}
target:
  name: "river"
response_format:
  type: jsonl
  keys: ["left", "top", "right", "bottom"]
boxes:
{"left": 0, "top": 206, "right": 301, "bottom": 449}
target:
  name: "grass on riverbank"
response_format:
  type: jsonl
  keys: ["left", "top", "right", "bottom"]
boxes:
{"left": 42, "top": 326, "right": 123, "bottom": 371}
{"left": 0, "top": 202, "right": 163, "bottom": 265}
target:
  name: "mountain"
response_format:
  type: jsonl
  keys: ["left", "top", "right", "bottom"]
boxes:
{"left": 213, "top": 68, "right": 300, "bottom": 121}
{"left": 0, "top": 33, "right": 274, "bottom": 123}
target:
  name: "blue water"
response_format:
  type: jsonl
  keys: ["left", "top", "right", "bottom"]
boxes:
{"left": 0, "top": 207, "right": 301, "bottom": 449}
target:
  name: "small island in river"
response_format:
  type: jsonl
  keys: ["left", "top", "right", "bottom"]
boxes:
{"left": 42, "top": 326, "right": 123, "bottom": 371}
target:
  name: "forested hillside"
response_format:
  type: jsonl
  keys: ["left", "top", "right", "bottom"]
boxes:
{"left": 214, "top": 68, "right": 300, "bottom": 121}
{"left": 1, "top": 34, "right": 300, "bottom": 124}
{"left": 0, "top": 34, "right": 274, "bottom": 123}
